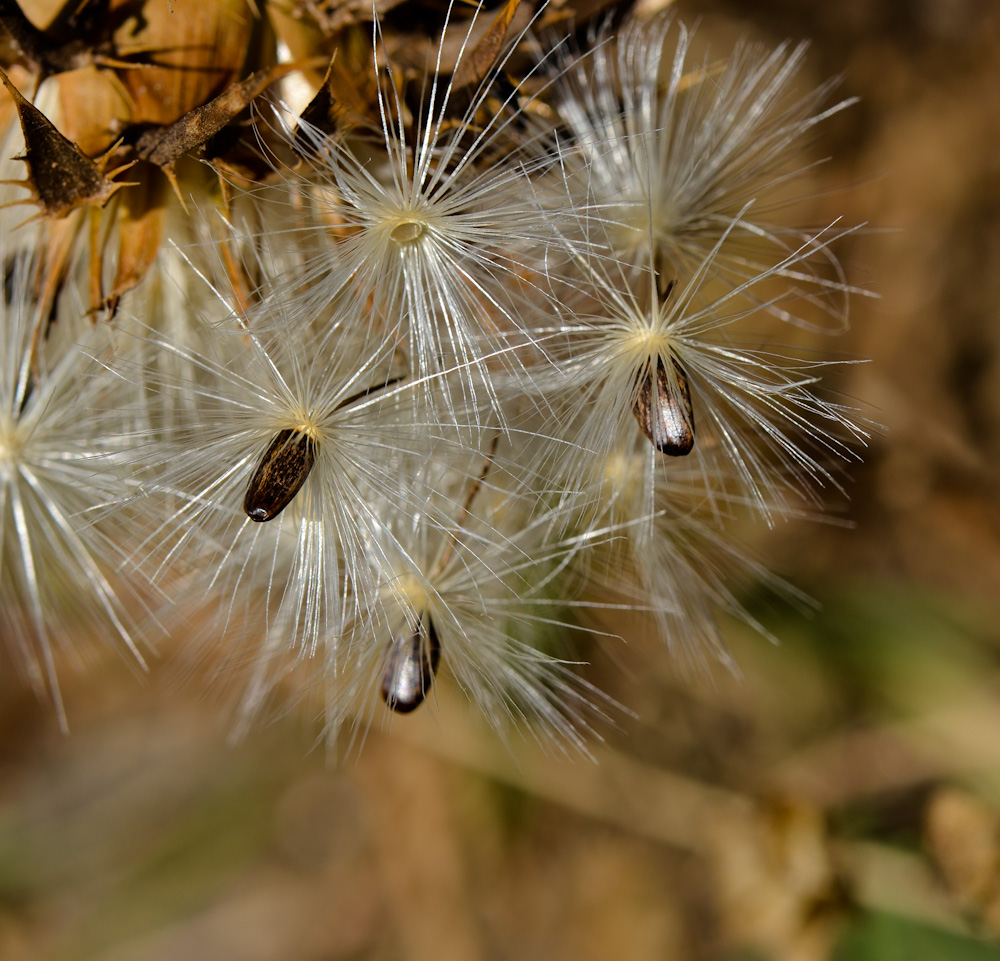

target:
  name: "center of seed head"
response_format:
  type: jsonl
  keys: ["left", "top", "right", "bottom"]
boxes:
{"left": 395, "top": 574, "right": 429, "bottom": 610}
{"left": 295, "top": 421, "right": 321, "bottom": 442}
{"left": 599, "top": 451, "right": 640, "bottom": 504}
{"left": 389, "top": 219, "right": 425, "bottom": 244}
{"left": 0, "top": 421, "right": 21, "bottom": 464}
{"left": 602, "top": 452, "right": 632, "bottom": 487}
{"left": 624, "top": 326, "right": 670, "bottom": 362}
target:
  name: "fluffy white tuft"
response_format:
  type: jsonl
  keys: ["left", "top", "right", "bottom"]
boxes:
{"left": 0, "top": 247, "right": 155, "bottom": 727}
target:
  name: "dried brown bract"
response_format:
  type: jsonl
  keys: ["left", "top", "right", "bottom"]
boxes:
{"left": 0, "top": 0, "right": 132, "bottom": 78}
{"left": 135, "top": 62, "right": 303, "bottom": 200}
{"left": 0, "top": 65, "right": 133, "bottom": 220}
{"left": 450, "top": 0, "right": 522, "bottom": 91}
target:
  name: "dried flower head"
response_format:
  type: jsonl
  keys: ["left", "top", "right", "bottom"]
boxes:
{"left": 0, "top": 2, "right": 872, "bottom": 749}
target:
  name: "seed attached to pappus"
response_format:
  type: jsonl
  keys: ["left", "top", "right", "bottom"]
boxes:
{"left": 632, "top": 355, "right": 695, "bottom": 456}
{"left": 243, "top": 428, "right": 317, "bottom": 522}
{"left": 389, "top": 219, "right": 425, "bottom": 244}
{"left": 381, "top": 613, "right": 441, "bottom": 714}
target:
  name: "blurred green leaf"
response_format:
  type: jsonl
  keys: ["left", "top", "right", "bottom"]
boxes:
{"left": 834, "top": 912, "right": 1000, "bottom": 961}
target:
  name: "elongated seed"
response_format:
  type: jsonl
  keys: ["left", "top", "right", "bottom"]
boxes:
{"left": 381, "top": 614, "right": 441, "bottom": 714}
{"left": 241, "top": 375, "right": 401, "bottom": 523}
{"left": 632, "top": 355, "right": 695, "bottom": 456}
{"left": 243, "top": 428, "right": 316, "bottom": 522}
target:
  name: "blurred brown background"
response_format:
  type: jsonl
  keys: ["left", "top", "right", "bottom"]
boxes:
{"left": 4, "top": 0, "right": 1000, "bottom": 959}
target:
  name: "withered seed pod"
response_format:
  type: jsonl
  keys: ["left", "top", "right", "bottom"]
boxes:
{"left": 380, "top": 613, "right": 441, "bottom": 714}
{"left": 243, "top": 429, "right": 317, "bottom": 522}
{"left": 632, "top": 355, "right": 695, "bottom": 456}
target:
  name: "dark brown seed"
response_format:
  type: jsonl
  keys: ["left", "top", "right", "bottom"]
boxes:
{"left": 632, "top": 356, "right": 695, "bottom": 456}
{"left": 243, "top": 429, "right": 317, "bottom": 522}
{"left": 380, "top": 614, "right": 441, "bottom": 714}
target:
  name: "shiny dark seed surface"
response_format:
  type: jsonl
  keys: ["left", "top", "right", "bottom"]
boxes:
{"left": 632, "top": 355, "right": 695, "bottom": 456}
{"left": 243, "top": 429, "right": 317, "bottom": 522}
{"left": 381, "top": 614, "right": 441, "bottom": 714}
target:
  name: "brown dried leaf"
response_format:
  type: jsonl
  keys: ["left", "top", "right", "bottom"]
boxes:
{"left": 707, "top": 798, "right": 848, "bottom": 961}
{"left": 327, "top": 23, "right": 388, "bottom": 112}
{"left": 13, "top": 0, "right": 65, "bottom": 29}
{"left": 294, "top": 55, "right": 342, "bottom": 150}
{"left": 286, "top": 0, "right": 407, "bottom": 38}
{"left": 0, "top": 0, "right": 80, "bottom": 74}
{"left": 0, "top": 60, "right": 30, "bottom": 131}
{"left": 451, "top": 0, "right": 521, "bottom": 91}
{"left": 105, "top": 167, "right": 167, "bottom": 313}
{"left": 111, "top": 0, "right": 253, "bottom": 127}
{"left": 0, "top": 65, "right": 133, "bottom": 220}
{"left": 55, "top": 64, "right": 132, "bottom": 156}
{"left": 29, "top": 210, "right": 84, "bottom": 347}
{"left": 1, "top": 0, "right": 49, "bottom": 72}
{"left": 390, "top": 3, "right": 529, "bottom": 77}
{"left": 926, "top": 787, "right": 1000, "bottom": 931}
{"left": 262, "top": 0, "right": 333, "bottom": 98}
{"left": 2, "top": 0, "right": 154, "bottom": 77}
{"left": 135, "top": 62, "right": 301, "bottom": 176}
{"left": 292, "top": 46, "right": 374, "bottom": 150}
